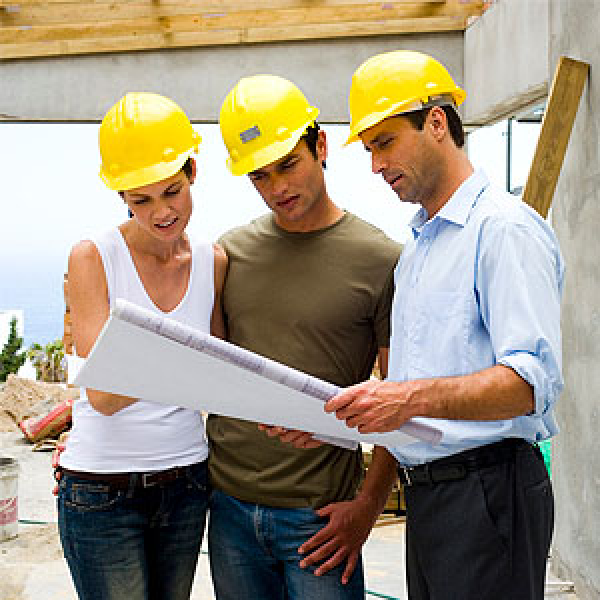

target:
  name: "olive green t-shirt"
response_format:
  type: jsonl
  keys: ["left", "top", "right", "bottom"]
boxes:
{"left": 207, "top": 212, "right": 402, "bottom": 508}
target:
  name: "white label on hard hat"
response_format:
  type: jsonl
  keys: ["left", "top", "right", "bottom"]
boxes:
{"left": 240, "top": 125, "right": 261, "bottom": 143}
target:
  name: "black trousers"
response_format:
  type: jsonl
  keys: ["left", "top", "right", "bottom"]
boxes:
{"left": 404, "top": 441, "right": 554, "bottom": 600}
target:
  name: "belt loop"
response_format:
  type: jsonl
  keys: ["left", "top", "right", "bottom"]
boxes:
{"left": 126, "top": 473, "right": 138, "bottom": 498}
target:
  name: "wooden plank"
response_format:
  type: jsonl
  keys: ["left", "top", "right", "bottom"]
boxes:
{"left": 0, "top": 0, "right": 454, "bottom": 7}
{"left": 0, "top": 3, "right": 477, "bottom": 42}
{"left": 0, "top": 16, "right": 468, "bottom": 59}
{"left": 522, "top": 56, "right": 589, "bottom": 218}
{"left": 0, "top": 1, "right": 483, "bottom": 26}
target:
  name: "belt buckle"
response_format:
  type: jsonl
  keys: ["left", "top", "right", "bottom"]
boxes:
{"left": 141, "top": 472, "right": 159, "bottom": 488}
{"left": 401, "top": 466, "right": 413, "bottom": 486}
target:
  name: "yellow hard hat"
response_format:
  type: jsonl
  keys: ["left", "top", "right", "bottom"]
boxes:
{"left": 99, "top": 92, "right": 201, "bottom": 191}
{"left": 219, "top": 75, "right": 319, "bottom": 176}
{"left": 346, "top": 50, "right": 466, "bottom": 145}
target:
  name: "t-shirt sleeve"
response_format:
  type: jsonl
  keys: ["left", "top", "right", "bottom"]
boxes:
{"left": 373, "top": 265, "right": 397, "bottom": 349}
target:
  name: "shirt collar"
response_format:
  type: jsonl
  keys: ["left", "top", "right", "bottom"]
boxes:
{"left": 409, "top": 169, "right": 490, "bottom": 237}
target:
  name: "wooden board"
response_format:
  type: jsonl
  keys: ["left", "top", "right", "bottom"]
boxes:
{"left": 0, "top": 0, "right": 485, "bottom": 60}
{"left": 522, "top": 57, "right": 589, "bottom": 219}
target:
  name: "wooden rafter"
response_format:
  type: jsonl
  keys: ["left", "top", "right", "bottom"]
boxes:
{"left": 0, "top": 1, "right": 485, "bottom": 61}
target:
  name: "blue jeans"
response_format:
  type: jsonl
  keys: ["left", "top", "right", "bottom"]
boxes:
{"left": 208, "top": 489, "right": 365, "bottom": 599}
{"left": 58, "top": 461, "right": 209, "bottom": 600}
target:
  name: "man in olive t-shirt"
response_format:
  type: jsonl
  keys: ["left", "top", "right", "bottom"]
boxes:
{"left": 207, "top": 75, "right": 401, "bottom": 600}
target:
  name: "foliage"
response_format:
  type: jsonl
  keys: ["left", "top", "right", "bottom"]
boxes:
{"left": 0, "top": 316, "right": 27, "bottom": 382}
{"left": 27, "top": 339, "right": 67, "bottom": 383}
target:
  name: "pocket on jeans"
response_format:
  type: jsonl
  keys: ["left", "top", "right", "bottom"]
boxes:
{"left": 63, "top": 480, "right": 123, "bottom": 512}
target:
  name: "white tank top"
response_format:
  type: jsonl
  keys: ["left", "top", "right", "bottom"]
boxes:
{"left": 60, "top": 229, "right": 212, "bottom": 473}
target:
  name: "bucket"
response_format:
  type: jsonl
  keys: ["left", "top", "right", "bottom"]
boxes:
{"left": 0, "top": 457, "right": 18, "bottom": 541}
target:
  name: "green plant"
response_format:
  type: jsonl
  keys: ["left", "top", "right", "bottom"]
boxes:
{"left": 27, "top": 339, "right": 67, "bottom": 383}
{"left": 0, "top": 317, "right": 27, "bottom": 382}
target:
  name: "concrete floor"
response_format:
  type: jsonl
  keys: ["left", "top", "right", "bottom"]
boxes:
{"left": 0, "top": 431, "right": 578, "bottom": 600}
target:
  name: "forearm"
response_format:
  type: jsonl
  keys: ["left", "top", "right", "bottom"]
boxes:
{"left": 413, "top": 364, "right": 534, "bottom": 421}
{"left": 356, "top": 446, "right": 398, "bottom": 516}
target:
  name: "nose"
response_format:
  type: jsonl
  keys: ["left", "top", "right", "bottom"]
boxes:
{"left": 270, "top": 173, "right": 288, "bottom": 197}
{"left": 371, "top": 150, "right": 386, "bottom": 175}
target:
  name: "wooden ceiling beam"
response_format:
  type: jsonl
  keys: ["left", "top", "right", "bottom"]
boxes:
{"left": 1, "top": 2, "right": 481, "bottom": 39}
{"left": 1, "top": 16, "right": 468, "bottom": 60}
{"left": 0, "top": 0, "right": 482, "bottom": 24}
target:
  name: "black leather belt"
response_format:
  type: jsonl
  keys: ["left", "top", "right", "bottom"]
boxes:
{"left": 61, "top": 465, "right": 190, "bottom": 490}
{"left": 398, "top": 438, "right": 530, "bottom": 486}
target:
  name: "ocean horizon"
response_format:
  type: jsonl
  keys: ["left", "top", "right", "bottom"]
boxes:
{"left": 1, "top": 254, "right": 68, "bottom": 350}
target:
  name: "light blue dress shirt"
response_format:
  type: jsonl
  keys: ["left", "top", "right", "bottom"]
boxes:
{"left": 388, "top": 169, "right": 564, "bottom": 466}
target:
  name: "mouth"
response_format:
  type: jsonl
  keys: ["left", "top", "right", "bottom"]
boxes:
{"left": 276, "top": 195, "right": 299, "bottom": 209}
{"left": 385, "top": 174, "right": 402, "bottom": 188}
{"left": 155, "top": 217, "right": 178, "bottom": 229}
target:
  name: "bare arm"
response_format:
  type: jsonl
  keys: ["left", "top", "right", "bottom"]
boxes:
{"left": 326, "top": 364, "right": 533, "bottom": 434}
{"left": 68, "top": 241, "right": 137, "bottom": 416}
{"left": 210, "top": 243, "right": 228, "bottom": 340}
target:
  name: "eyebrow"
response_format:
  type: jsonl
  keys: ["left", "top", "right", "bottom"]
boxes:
{"left": 128, "top": 181, "right": 182, "bottom": 199}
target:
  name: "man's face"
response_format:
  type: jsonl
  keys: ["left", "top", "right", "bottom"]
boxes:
{"left": 360, "top": 113, "right": 441, "bottom": 209}
{"left": 248, "top": 131, "right": 327, "bottom": 230}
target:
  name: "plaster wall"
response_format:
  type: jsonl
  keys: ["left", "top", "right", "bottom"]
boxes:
{"left": 0, "top": 33, "right": 462, "bottom": 123}
{"left": 464, "top": 0, "right": 549, "bottom": 125}
{"left": 546, "top": 2, "right": 600, "bottom": 598}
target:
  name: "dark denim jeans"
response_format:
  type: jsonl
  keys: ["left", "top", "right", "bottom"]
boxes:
{"left": 58, "top": 461, "right": 209, "bottom": 600}
{"left": 208, "top": 489, "right": 365, "bottom": 600}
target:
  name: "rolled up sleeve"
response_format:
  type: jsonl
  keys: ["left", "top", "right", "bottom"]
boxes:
{"left": 476, "top": 215, "right": 564, "bottom": 417}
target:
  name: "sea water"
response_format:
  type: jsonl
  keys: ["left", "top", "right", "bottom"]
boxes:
{"left": 0, "top": 255, "right": 67, "bottom": 349}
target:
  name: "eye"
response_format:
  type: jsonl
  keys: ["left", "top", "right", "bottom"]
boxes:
{"left": 249, "top": 173, "right": 265, "bottom": 182}
{"left": 132, "top": 198, "right": 148, "bottom": 205}
{"left": 378, "top": 137, "right": 393, "bottom": 149}
{"left": 164, "top": 186, "right": 183, "bottom": 197}
{"left": 280, "top": 159, "right": 298, "bottom": 171}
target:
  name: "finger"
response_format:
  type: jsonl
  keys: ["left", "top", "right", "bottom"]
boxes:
{"left": 280, "top": 430, "right": 309, "bottom": 444}
{"left": 298, "top": 525, "right": 334, "bottom": 555}
{"left": 313, "top": 547, "right": 348, "bottom": 576}
{"left": 52, "top": 484, "right": 59, "bottom": 497}
{"left": 324, "top": 386, "right": 361, "bottom": 413}
{"left": 299, "top": 538, "right": 340, "bottom": 568}
{"left": 340, "top": 551, "right": 359, "bottom": 584}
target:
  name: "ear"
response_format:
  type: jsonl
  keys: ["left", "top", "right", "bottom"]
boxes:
{"left": 317, "top": 129, "right": 328, "bottom": 163}
{"left": 427, "top": 106, "right": 447, "bottom": 142}
{"left": 189, "top": 157, "right": 197, "bottom": 184}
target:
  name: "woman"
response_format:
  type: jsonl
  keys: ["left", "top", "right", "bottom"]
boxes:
{"left": 57, "top": 92, "right": 226, "bottom": 600}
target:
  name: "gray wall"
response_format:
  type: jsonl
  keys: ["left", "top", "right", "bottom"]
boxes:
{"left": 0, "top": 33, "right": 463, "bottom": 123}
{"left": 465, "top": 1, "right": 600, "bottom": 596}
{"left": 464, "top": 0, "right": 549, "bottom": 125}
{"left": 547, "top": 1, "right": 600, "bottom": 598}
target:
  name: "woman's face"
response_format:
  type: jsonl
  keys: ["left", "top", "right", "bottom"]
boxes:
{"left": 122, "top": 159, "right": 196, "bottom": 240}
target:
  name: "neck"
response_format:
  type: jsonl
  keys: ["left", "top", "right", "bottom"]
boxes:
{"left": 424, "top": 149, "right": 474, "bottom": 219}
{"left": 120, "top": 221, "right": 188, "bottom": 263}
{"left": 275, "top": 192, "right": 345, "bottom": 233}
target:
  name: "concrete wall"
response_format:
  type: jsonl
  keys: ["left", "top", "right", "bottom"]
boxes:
{"left": 464, "top": 0, "right": 549, "bottom": 125}
{"left": 547, "top": 1, "right": 600, "bottom": 598}
{"left": 0, "top": 33, "right": 463, "bottom": 123}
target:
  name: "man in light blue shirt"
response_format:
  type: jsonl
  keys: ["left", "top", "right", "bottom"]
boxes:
{"left": 327, "top": 50, "right": 564, "bottom": 599}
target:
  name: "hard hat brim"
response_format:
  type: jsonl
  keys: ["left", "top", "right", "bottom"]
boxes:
{"left": 100, "top": 147, "right": 198, "bottom": 191}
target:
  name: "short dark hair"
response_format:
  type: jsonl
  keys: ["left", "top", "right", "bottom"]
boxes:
{"left": 403, "top": 105, "right": 465, "bottom": 148}
{"left": 300, "top": 122, "right": 326, "bottom": 169}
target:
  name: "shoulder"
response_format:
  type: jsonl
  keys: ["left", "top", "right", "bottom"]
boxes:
{"left": 68, "top": 239, "right": 102, "bottom": 270}
{"left": 474, "top": 186, "right": 558, "bottom": 245}
{"left": 219, "top": 214, "right": 272, "bottom": 251}
{"left": 212, "top": 242, "right": 228, "bottom": 270}
{"left": 340, "top": 213, "right": 403, "bottom": 261}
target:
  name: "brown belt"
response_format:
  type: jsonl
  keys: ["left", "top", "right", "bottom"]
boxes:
{"left": 60, "top": 465, "right": 190, "bottom": 490}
